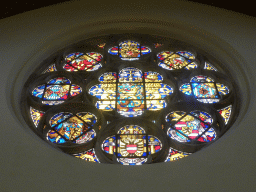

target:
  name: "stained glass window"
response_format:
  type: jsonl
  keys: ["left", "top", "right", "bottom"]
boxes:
{"left": 42, "top": 64, "right": 57, "bottom": 73}
{"left": 89, "top": 67, "right": 173, "bottom": 117}
{"left": 166, "top": 111, "right": 216, "bottom": 143}
{"left": 21, "top": 34, "right": 237, "bottom": 165}
{"left": 46, "top": 112, "right": 97, "bottom": 144}
{"left": 63, "top": 52, "right": 103, "bottom": 71}
{"left": 32, "top": 77, "right": 82, "bottom": 105}
{"left": 180, "top": 76, "right": 229, "bottom": 103}
{"left": 157, "top": 51, "right": 198, "bottom": 70}
{"left": 73, "top": 148, "right": 100, "bottom": 162}
{"left": 30, "top": 107, "right": 45, "bottom": 127}
{"left": 218, "top": 105, "right": 232, "bottom": 125}
{"left": 165, "top": 147, "right": 191, "bottom": 162}
{"left": 101, "top": 125, "right": 163, "bottom": 165}
{"left": 108, "top": 40, "right": 151, "bottom": 60}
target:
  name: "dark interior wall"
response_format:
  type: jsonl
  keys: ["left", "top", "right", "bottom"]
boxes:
{"left": 1, "top": 0, "right": 255, "bottom": 191}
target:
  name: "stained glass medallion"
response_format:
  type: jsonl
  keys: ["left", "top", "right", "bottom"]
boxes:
{"left": 32, "top": 77, "right": 82, "bottom": 105}
{"left": 101, "top": 125, "right": 163, "bottom": 165}
{"left": 46, "top": 112, "right": 97, "bottom": 144}
{"left": 166, "top": 111, "right": 216, "bottom": 143}
{"left": 180, "top": 76, "right": 229, "bottom": 103}
{"left": 89, "top": 67, "right": 173, "bottom": 117}
{"left": 157, "top": 51, "right": 197, "bottom": 70}
{"left": 108, "top": 40, "right": 151, "bottom": 60}
{"left": 63, "top": 52, "right": 103, "bottom": 71}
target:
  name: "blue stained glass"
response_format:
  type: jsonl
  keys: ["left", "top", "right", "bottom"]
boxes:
{"left": 146, "top": 100, "right": 167, "bottom": 110}
{"left": 167, "top": 111, "right": 216, "bottom": 143}
{"left": 118, "top": 83, "right": 144, "bottom": 100}
{"left": 66, "top": 52, "right": 84, "bottom": 60}
{"left": 47, "top": 130, "right": 66, "bottom": 143}
{"left": 177, "top": 51, "right": 195, "bottom": 59}
{"left": 102, "top": 136, "right": 116, "bottom": 154}
{"left": 108, "top": 46, "right": 118, "bottom": 55}
{"left": 49, "top": 112, "right": 73, "bottom": 127}
{"left": 47, "top": 77, "right": 71, "bottom": 84}
{"left": 191, "top": 83, "right": 218, "bottom": 99}
{"left": 141, "top": 46, "right": 151, "bottom": 55}
{"left": 158, "top": 83, "right": 173, "bottom": 98}
{"left": 32, "top": 85, "right": 45, "bottom": 98}
{"left": 191, "top": 76, "right": 214, "bottom": 83}
{"left": 43, "top": 85, "right": 70, "bottom": 100}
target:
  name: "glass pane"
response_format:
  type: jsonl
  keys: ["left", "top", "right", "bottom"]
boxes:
{"left": 218, "top": 105, "right": 232, "bottom": 125}
{"left": 64, "top": 52, "right": 102, "bottom": 71}
{"left": 167, "top": 112, "right": 216, "bottom": 142}
{"left": 42, "top": 64, "right": 57, "bottom": 74}
{"left": 119, "top": 40, "right": 140, "bottom": 59}
{"left": 30, "top": 107, "right": 44, "bottom": 127}
{"left": 148, "top": 135, "right": 162, "bottom": 154}
{"left": 157, "top": 51, "right": 173, "bottom": 60}
{"left": 46, "top": 130, "right": 66, "bottom": 143}
{"left": 118, "top": 83, "right": 144, "bottom": 100}
{"left": 216, "top": 83, "right": 229, "bottom": 95}
{"left": 95, "top": 100, "right": 115, "bottom": 111}
{"left": 102, "top": 136, "right": 116, "bottom": 154}
{"left": 75, "top": 129, "right": 96, "bottom": 144}
{"left": 119, "top": 67, "right": 143, "bottom": 82}
{"left": 49, "top": 112, "right": 73, "bottom": 127}
{"left": 117, "top": 135, "right": 147, "bottom": 157}
{"left": 32, "top": 84, "right": 45, "bottom": 98}
{"left": 165, "top": 147, "right": 190, "bottom": 162}
{"left": 191, "top": 76, "right": 214, "bottom": 83}
{"left": 76, "top": 112, "right": 97, "bottom": 125}
{"left": 89, "top": 84, "right": 116, "bottom": 100}
{"left": 141, "top": 46, "right": 151, "bottom": 55}
{"left": 146, "top": 100, "right": 166, "bottom": 111}
{"left": 117, "top": 100, "right": 144, "bottom": 117}
{"left": 180, "top": 83, "right": 192, "bottom": 95}
{"left": 146, "top": 83, "right": 173, "bottom": 99}
{"left": 117, "top": 125, "right": 146, "bottom": 134}
{"left": 176, "top": 51, "right": 195, "bottom": 59}
{"left": 47, "top": 77, "right": 71, "bottom": 84}
{"left": 204, "top": 62, "right": 217, "bottom": 71}
{"left": 144, "top": 71, "right": 163, "bottom": 82}
{"left": 165, "top": 111, "right": 186, "bottom": 122}
{"left": 43, "top": 85, "right": 70, "bottom": 100}
{"left": 191, "top": 83, "right": 218, "bottom": 99}
{"left": 73, "top": 148, "right": 100, "bottom": 162}
{"left": 117, "top": 158, "right": 147, "bottom": 165}
{"left": 70, "top": 84, "right": 82, "bottom": 97}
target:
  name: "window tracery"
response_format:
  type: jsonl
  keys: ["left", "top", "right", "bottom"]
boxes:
{"left": 21, "top": 34, "right": 238, "bottom": 165}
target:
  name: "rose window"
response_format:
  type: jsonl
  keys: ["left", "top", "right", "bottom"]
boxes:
{"left": 21, "top": 34, "right": 238, "bottom": 165}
